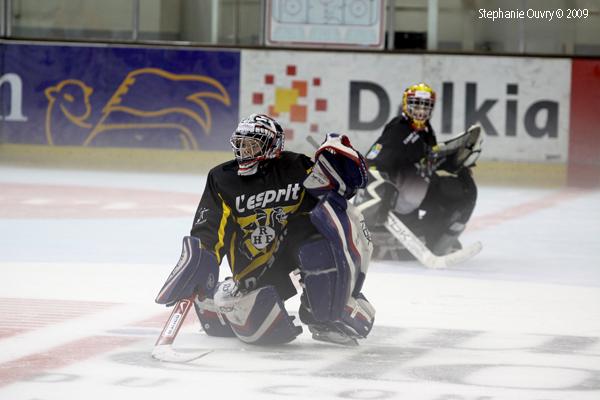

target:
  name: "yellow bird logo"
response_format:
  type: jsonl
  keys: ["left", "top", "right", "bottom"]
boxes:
{"left": 45, "top": 68, "right": 231, "bottom": 149}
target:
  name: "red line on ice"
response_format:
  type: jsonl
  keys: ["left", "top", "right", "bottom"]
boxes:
{"left": 0, "top": 182, "right": 198, "bottom": 219}
{"left": 0, "top": 296, "right": 200, "bottom": 388}
{"left": 467, "top": 188, "right": 590, "bottom": 232}
{"left": 0, "top": 335, "right": 139, "bottom": 388}
{"left": 0, "top": 298, "right": 118, "bottom": 339}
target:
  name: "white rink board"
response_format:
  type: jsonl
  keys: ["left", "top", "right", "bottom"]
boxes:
{"left": 240, "top": 50, "right": 570, "bottom": 163}
{"left": 422, "top": 55, "right": 571, "bottom": 163}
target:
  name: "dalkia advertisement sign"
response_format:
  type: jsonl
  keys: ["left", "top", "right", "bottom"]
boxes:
{"left": 240, "top": 51, "right": 570, "bottom": 163}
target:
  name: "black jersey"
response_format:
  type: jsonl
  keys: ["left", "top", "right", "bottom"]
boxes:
{"left": 365, "top": 114, "right": 436, "bottom": 179}
{"left": 190, "top": 151, "right": 317, "bottom": 284}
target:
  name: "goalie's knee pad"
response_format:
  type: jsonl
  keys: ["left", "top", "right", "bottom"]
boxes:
{"left": 155, "top": 236, "right": 219, "bottom": 305}
{"left": 212, "top": 280, "right": 302, "bottom": 345}
{"left": 298, "top": 238, "right": 375, "bottom": 337}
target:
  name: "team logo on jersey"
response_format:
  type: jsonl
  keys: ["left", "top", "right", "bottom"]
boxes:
{"left": 250, "top": 225, "right": 276, "bottom": 250}
{"left": 240, "top": 208, "right": 288, "bottom": 257}
{"left": 235, "top": 183, "right": 301, "bottom": 212}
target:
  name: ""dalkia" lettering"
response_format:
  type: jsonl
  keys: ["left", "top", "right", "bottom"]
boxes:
{"left": 442, "top": 82, "right": 558, "bottom": 137}
{"left": 349, "top": 81, "right": 558, "bottom": 138}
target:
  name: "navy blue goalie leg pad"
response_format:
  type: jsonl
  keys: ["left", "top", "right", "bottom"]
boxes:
{"left": 155, "top": 236, "right": 219, "bottom": 306}
{"left": 298, "top": 238, "right": 349, "bottom": 323}
{"left": 298, "top": 192, "right": 375, "bottom": 343}
{"left": 299, "top": 238, "right": 376, "bottom": 342}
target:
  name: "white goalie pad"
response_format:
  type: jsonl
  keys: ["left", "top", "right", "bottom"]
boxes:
{"left": 212, "top": 280, "right": 302, "bottom": 345}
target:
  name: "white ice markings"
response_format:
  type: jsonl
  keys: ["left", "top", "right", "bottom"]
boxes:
{"left": 116, "top": 326, "right": 600, "bottom": 393}
{"left": 102, "top": 202, "right": 137, "bottom": 210}
{"left": 21, "top": 198, "right": 53, "bottom": 205}
{"left": 97, "top": 325, "right": 600, "bottom": 400}
{"left": 15, "top": 197, "right": 195, "bottom": 213}
{"left": 372, "top": 327, "right": 600, "bottom": 392}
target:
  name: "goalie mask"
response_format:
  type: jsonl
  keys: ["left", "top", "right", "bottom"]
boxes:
{"left": 231, "top": 114, "right": 284, "bottom": 176}
{"left": 402, "top": 83, "right": 436, "bottom": 130}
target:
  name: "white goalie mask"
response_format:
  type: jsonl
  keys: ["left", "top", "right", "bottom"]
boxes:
{"left": 230, "top": 114, "right": 284, "bottom": 176}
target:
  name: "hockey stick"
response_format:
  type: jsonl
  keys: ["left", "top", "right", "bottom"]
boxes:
{"left": 384, "top": 212, "right": 482, "bottom": 269}
{"left": 152, "top": 296, "right": 212, "bottom": 363}
{"left": 306, "top": 135, "right": 321, "bottom": 150}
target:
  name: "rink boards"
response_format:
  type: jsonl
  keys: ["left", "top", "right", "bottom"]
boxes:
{"left": 0, "top": 41, "right": 598, "bottom": 186}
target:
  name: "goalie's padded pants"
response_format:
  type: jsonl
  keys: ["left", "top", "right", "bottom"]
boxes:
{"left": 401, "top": 168, "right": 477, "bottom": 246}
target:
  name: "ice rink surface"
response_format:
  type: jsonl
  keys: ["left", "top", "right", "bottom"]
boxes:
{"left": 1, "top": 166, "right": 599, "bottom": 400}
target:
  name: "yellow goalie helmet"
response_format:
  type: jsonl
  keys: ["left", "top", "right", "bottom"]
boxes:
{"left": 402, "top": 83, "right": 436, "bottom": 130}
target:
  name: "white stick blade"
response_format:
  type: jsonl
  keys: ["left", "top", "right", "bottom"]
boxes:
{"left": 152, "top": 344, "right": 211, "bottom": 363}
{"left": 384, "top": 212, "right": 482, "bottom": 269}
{"left": 443, "top": 241, "right": 483, "bottom": 267}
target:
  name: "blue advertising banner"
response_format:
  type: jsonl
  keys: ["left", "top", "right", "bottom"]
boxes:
{"left": 0, "top": 43, "right": 240, "bottom": 151}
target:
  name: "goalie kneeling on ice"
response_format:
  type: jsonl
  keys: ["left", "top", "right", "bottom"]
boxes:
{"left": 156, "top": 131, "right": 375, "bottom": 346}
{"left": 196, "top": 133, "right": 376, "bottom": 346}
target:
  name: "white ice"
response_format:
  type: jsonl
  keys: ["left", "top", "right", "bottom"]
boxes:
{"left": 0, "top": 166, "right": 599, "bottom": 400}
